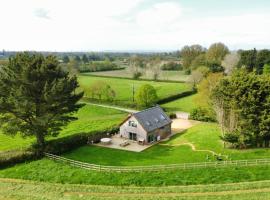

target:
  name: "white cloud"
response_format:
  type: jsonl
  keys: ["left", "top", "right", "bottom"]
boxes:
{"left": 0, "top": 0, "right": 269, "bottom": 51}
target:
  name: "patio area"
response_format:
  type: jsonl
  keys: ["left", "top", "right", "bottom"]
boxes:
{"left": 94, "top": 134, "right": 154, "bottom": 152}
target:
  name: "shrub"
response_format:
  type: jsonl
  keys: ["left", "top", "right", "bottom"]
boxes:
{"left": 157, "top": 90, "right": 196, "bottom": 104}
{"left": 189, "top": 107, "right": 216, "bottom": 122}
{"left": 168, "top": 112, "right": 177, "bottom": 119}
{"left": 184, "top": 69, "right": 191, "bottom": 75}
{"left": 0, "top": 150, "right": 40, "bottom": 169}
{"left": 132, "top": 71, "right": 142, "bottom": 79}
{"left": 42, "top": 127, "right": 119, "bottom": 154}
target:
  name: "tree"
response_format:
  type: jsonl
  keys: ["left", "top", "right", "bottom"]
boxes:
{"left": 238, "top": 48, "right": 257, "bottom": 72}
{"left": 180, "top": 45, "right": 205, "bottom": 69}
{"left": 191, "top": 54, "right": 207, "bottom": 69}
{"left": 206, "top": 43, "right": 229, "bottom": 64}
{"left": 0, "top": 53, "right": 84, "bottom": 152}
{"left": 129, "top": 56, "right": 145, "bottom": 79}
{"left": 188, "top": 70, "right": 204, "bottom": 90}
{"left": 147, "top": 56, "right": 162, "bottom": 81}
{"left": 135, "top": 84, "right": 157, "bottom": 108}
{"left": 211, "top": 70, "right": 270, "bottom": 148}
{"left": 63, "top": 55, "right": 70, "bottom": 63}
{"left": 256, "top": 49, "right": 270, "bottom": 74}
{"left": 221, "top": 53, "right": 240, "bottom": 75}
{"left": 89, "top": 81, "right": 116, "bottom": 102}
{"left": 74, "top": 55, "right": 81, "bottom": 63}
{"left": 82, "top": 54, "right": 89, "bottom": 64}
{"left": 263, "top": 64, "right": 270, "bottom": 74}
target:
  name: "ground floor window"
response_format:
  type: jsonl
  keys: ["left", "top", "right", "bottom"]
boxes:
{"left": 129, "top": 132, "right": 137, "bottom": 141}
{"left": 148, "top": 134, "right": 157, "bottom": 143}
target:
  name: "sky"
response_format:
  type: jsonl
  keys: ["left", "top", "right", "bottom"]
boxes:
{"left": 0, "top": 0, "right": 270, "bottom": 52}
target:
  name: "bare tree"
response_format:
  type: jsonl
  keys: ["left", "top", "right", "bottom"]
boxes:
{"left": 221, "top": 53, "right": 240, "bottom": 75}
{"left": 188, "top": 70, "right": 203, "bottom": 89}
{"left": 147, "top": 56, "right": 163, "bottom": 81}
{"left": 129, "top": 56, "right": 145, "bottom": 79}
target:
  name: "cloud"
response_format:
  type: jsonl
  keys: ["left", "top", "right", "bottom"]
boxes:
{"left": 0, "top": 0, "right": 269, "bottom": 51}
{"left": 34, "top": 8, "right": 50, "bottom": 19}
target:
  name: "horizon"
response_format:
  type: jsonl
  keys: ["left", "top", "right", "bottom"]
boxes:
{"left": 1, "top": 0, "right": 270, "bottom": 51}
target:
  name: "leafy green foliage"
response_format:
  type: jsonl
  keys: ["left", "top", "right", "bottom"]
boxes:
{"left": 135, "top": 84, "right": 158, "bottom": 108}
{"left": 0, "top": 52, "right": 84, "bottom": 151}
{"left": 211, "top": 70, "right": 270, "bottom": 147}
{"left": 190, "top": 107, "right": 216, "bottom": 122}
{"left": 263, "top": 64, "right": 270, "bottom": 74}
{"left": 89, "top": 81, "right": 116, "bottom": 102}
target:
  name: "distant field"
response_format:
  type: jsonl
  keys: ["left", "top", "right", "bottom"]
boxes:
{"left": 161, "top": 94, "right": 198, "bottom": 113}
{"left": 2, "top": 178, "right": 270, "bottom": 199}
{"left": 0, "top": 105, "right": 126, "bottom": 151}
{"left": 78, "top": 75, "right": 191, "bottom": 105}
{"left": 86, "top": 69, "right": 190, "bottom": 82}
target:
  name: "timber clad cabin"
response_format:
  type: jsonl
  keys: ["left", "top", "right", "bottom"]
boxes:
{"left": 119, "top": 106, "right": 172, "bottom": 145}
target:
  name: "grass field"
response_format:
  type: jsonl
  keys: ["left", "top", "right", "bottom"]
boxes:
{"left": 161, "top": 94, "right": 198, "bottom": 113}
{"left": 1, "top": 158, "right": 270, "bottom": 187}
{"left": 78, "top": 74, "right": 191, "bottom": 105}
{"left": 86, "top": 69, "right": 191, "bottom": 82}
{"left": 2, "top": 178, "right": 270, "bottom": 199}
{"left": 0, "top": 104, "right": 126, "bottom": 151}
{"left": 62, "top": 123, "right": 270, "bottom": 166}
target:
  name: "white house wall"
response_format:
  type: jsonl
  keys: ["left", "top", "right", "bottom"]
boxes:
{"left": 120, "top": 116, "right": 148, "bottom": 141}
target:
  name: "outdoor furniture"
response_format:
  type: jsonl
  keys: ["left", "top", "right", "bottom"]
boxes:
{"left": 100, "top": 138, "right": 112, "bottom": 145}
{"left": 119, "top": 141, "right": 130, "bottom": 147}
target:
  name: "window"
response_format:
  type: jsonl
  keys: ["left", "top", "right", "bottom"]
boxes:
{"left": 128, "top": 121, "right": 137, "bottom": 127}
{"left": 160, "top": 114, "right": 166, "bottom": 120}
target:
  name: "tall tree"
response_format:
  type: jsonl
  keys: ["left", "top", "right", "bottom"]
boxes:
{"left": 135, "top": 84, "right": 157, "bottom": 108}
{"left": 74, "top": 55, "right": 81, "bottom": 63}
{"left": 256, "top": 49, "right": 270, "bottom": 74}
{"left": 82, "top": 54, "right": 89, "bottom": 64}
{"left": 180, "top": 44, "right": 205, "bottom": 69}
{"left": 238, "top": 48, "right": 257, "bottom": 72}
{"left": 206, "top": 42, "right": 229, "bottom": 64}
{"left": 63, "top": 55, "right": 70, "bottom": 63}
{"left": 0, "top": 53, "right": 84, "bottom": 152}
{"left": 221, "top": 52, "right": 240, "bottom": 75}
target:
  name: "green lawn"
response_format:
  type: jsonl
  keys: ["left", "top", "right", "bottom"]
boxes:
{"left": 63, "top": 122, "right": 270, "bottom": 166}
{"left": 1, "top": 158, "right": 270, "bottom": 187}
{"left": 78, "top": 74, "right": 191, "bottom": 105}
{"left": 161, "top": 94, "right": 198, "bottom": 113}
{"left": 0, "top": 104, "right": 126, "bottom": 151}
{"left": 87, "top": 69, "right": 191, "bottom": 82}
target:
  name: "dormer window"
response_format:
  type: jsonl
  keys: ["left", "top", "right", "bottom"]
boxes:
{"left": 128, "top": 121, "right": 137, "bottom": 127}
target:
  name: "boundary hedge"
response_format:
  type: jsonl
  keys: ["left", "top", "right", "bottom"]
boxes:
{"left": 0, "top": 127, "right": 119, "bottom": 169}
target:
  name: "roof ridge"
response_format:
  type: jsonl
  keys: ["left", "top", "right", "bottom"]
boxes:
{"left": 133, "top": 105, "right": 160, "bottom": 115}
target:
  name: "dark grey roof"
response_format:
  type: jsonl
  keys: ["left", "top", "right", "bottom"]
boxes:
{"left": 133, "top": 106, "right": 172, "bottom": 132}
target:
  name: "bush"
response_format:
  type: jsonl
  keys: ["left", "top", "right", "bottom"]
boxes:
{"left": 0, "top": 150, "right": 40, "bottom": 169}
{"left": 184, "top": 69, "right": 191, "bottom": 75}
{"left": 132, "top": 71, "right": 142, "bottom": 79}
{"left": 42, "top": 127, "right": 119, "bottom": 154}
{"left": 189, "top": 107, "right": 216, "bottom": 122}
{"left": 168, "top": 112, "right": 177, "bottom": 119}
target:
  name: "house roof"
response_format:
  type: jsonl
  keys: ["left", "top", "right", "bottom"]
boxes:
{"left": 132, "top": 106, "right": 172, "bottom": 132}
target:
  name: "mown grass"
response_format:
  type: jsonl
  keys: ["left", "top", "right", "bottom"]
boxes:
{"left": 1, "top": 158, "right": 270, "bottom": 187}
{"left": 63, "top": 122, "right": 270, "bottom": 166}
{"left": 2, "top": 177, "right": 270, "bottom": 200}
{"left": 78, "top": 75, "right": 191, "bottom": 104}
{"left": 87, "top": 69, "right": 191, "bottom": 82}
{"left": 161, "top": 94, "right": 198, "bottom": 113}
{"left": 165, "top": 123, "right": 270, "bottom": 160}
{"left": 0, "top": 104, "right": 126, "bottom": 151}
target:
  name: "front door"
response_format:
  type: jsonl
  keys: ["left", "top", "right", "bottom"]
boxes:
{"left": 129, "top": 132, "right": 137, "bottom": 141}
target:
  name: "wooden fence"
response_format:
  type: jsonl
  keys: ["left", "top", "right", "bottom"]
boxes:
{"left": 44, "top": 153, "right": 270, "bottom": 172}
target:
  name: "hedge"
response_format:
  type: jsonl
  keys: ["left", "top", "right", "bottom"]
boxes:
{"left": 0, "top": 127, "right": 119, "bottom": 168}
{"left": 79, "top": 73, "right": 186, "bottom": 84}
{"left": 156, "top": 90, "right": 197, "bottom": 104}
